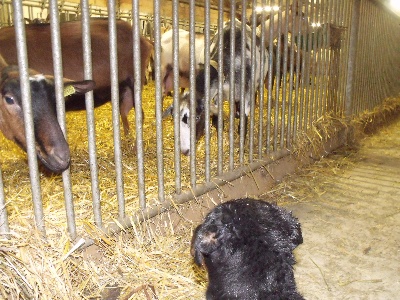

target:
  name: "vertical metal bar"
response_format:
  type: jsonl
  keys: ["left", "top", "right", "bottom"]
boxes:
{"left": 189, "top": 0, "right": 197, "bottom": 187}
{"left": 314, "top": 0, "right": 324, "bottom": 119}
{"left": 280, "top": 0, "right": 289, "bottom": 149}
{"left": 217, "top": 0, "right": 224, "bottom": 175}
{"left": 49, "top": 0, "right": 76, "bottom": 239}
{"left": 273, "top": 0, "right": 282, "bottom": 152}
{"left": 287, "top": 0, "right": 296, "bottom": 148}
{"left": 172, "top": 0, "right": 181, "bottom": 193}
{"left": 336, "top": 0, "right": 346, "bottom": 114}
{"left": 13, "top": 0, "right": 45, "bottom": 235}
{"left": 0, "top": 170, "right": 10, "bottom": 238}
{"left": 238, "top": 0, "right": 247, "bottom": 164}
{"left": 204, "top": 0, "right": 211, "bottom": 182}
{"left": 292, "top": 0, "right": 304, "bottom": 143}
{"left": 304, "top": 1, "right": 313, "bottom": 131}
{"left": 258, "top": 0, "right": 267, "bottom": 159}
{"left": 266, "top": 0, "right": 275, "bottom": 154}
{"left": 345, "top": 0, "right": 360, "bottom": 119}
{"left": 298, "top": 0, "right": 307, "bottom": 132}
{"left": 248, "top": 0, "right": 258, "bottom": 163}
{"left": 308, "top": 0, "right": 317, "bottom": 128}
{"left": 107, "top": 1, "right": 126, "bottom": 216}
{"left": 131, "top": 0, "right": 146, "bottom": 207}
{"left": 229, "top": 0, "right": 236, "bottom": 170}
{"left": 81, "top": 0, "right": 102, "bottom": 227}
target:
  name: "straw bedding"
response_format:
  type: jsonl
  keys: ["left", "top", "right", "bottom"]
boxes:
{"left": 0, "top": 79, "right": 399, "bottom": 298}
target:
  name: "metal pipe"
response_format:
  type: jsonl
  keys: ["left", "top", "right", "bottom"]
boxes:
{"left": 229, "top": 0, "right": 236, "bottom": 170}
{"left": 81, "top": 0, "right": 102, "bottom": 227}
{"left": 238, "top": 0, "right": 247, "bottom": 164}
{"left": 204, "top": 0, "right": 211, "bottom": 182}
{"left": 107, "top": 0, "right": 126, "bottom": 217}
{"left": 171, "top": 0, "right": 182, "bottom": 194}
{"left": 273, "top": 0, "right": 282, "bottom": 152}
{"left": 0, "top": 170, "right": 10, "bottom": 238}
{"left": 189, "top": 0, "right": 197, "bottom": 188}
{"left": 49, "top": 0, "right": 76, "bottom": 239}
{"left": 131, "top": 0, "right": 146, "bottom": 208}
{"left": 105, "top": 149, "right": 291, "bottom": 235}
{"left": 258, "top": 0, "right": 267, "bottom": 159}
{"left": 217, "top": 0, "right": 224, "bottom": 175}
{"left": 248, "top": 0, "right": 258, "bottom": 163}
{"left": 13, "top": 0, "right": 45, "bottom": 235}
{"left": 345, "top": 0, "right": 361, "bottom": 119}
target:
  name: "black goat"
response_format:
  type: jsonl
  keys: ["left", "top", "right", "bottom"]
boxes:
{"left": 191, "top": 198, "right": 304, "bottom": 300}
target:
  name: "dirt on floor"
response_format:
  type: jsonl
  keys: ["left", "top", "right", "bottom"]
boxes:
{"left": 287, "top": 119, "right": 400, "bottom": 300}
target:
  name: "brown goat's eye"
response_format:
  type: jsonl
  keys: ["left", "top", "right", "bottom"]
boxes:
{"left": 4, "top": 95, "right": 14, "bottom": 105}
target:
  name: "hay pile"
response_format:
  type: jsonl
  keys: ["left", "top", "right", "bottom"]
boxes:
{"left": 1, "top": 77, "right": 399, "bottom": 298}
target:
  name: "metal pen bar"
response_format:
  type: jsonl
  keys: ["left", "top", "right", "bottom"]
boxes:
{"left": 229, "top": 0, "right": 236, "bottom": 170}
{"left": 248, "top": 0, "right": 258, "bottom": 163}
{"left": 273, "top": 0, "right": 282, "bottom": 152}
{"left": 0, "top": 170, "right": 10, "bottom": 238}
{"left": 81, "top": 0, "right": 102, "bottom": 227}
{"left": 303, "top": 2, "right": 313, "bottom": 131}
{"left": 266, "top": 0, "right": 275, "bottom": 155}
{"left": 204, "top": 0, "right": 211, "bottom": 182}
{"left": 217, "top": 0, "right": 224, "bottom": 175}
{"left": 13, "top": 0, "right": 45, "bottom": 235}
{"left": 189, "top": 0, "right": 197, "bottom": 188}
{"left": 131, "top": 0, "right": 146, "bottom": 208}
{"left": 49, "top": 0, "right": 76, "bottom": 239}
{"left": 320, "top": 2, "right": 327, "bottom": 117}
{"left": 172, "top": 0, "right": 181, "bottom": 194}
{"left": 298, "top": 0, "right": 307, "bottom": 133}
{"left": 238, "top": 0, "right": 247, "bottom": 164}
{"left": 280, "top": 0, "right": 289, "bottom": 149}
{"left": 307, "top": 0, "right": 316, "bottom": 128}
{"left": 107, "top": 1, "right": 126, "bottom": 217}
{"left": 287, "top": 0, "right": 296, "bottom": 148}
{"left": 292, "top": 0, "right": 304, "bottom": 143}
{"left": 258, "top": 0, "right": 267, "bottom": 159}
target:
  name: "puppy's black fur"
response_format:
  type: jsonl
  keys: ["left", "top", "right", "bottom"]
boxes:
{"left": 191, "top": 198, "right": 304, "bottom": 300}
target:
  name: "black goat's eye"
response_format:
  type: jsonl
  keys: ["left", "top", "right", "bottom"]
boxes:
{"left": 4, "top": 95, "right": 14, "bottom": 105}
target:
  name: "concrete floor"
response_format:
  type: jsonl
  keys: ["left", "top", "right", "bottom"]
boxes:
{"left": 288, "top": 120, "right": 400, "bottom": 299}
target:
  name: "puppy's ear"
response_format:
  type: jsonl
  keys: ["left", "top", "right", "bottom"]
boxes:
{"left": 289, "top": 221, "right": 303, "bottom": 248}
{"left": 191, "top": 224, "right": 220, "bottom": 266}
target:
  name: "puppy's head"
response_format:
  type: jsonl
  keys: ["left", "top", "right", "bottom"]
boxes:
{"left": 190, "top": 207, "right": 236, "bottom": 266}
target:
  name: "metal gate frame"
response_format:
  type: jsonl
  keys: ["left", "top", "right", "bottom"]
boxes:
{"left": 0, "top": 0, "right": 399, "bottom": 241}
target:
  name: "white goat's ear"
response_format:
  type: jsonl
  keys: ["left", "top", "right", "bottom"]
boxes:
{"left": 162, "top": 104, "right": 174, "bottom": 118}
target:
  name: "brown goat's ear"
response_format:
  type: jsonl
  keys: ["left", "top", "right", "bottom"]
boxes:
{"left": 64, "top": 80, "right": 96, "bottom": 95}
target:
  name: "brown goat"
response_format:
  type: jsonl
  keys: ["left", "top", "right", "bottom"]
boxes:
{"left": 0, "top": 55, "right": 95, "bottom": 173}
{"left": 0, "top": 19, "right": 154, "bottom": 135}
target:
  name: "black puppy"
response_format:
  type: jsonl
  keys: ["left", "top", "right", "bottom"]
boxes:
{"left": 191, "top": 198, "right": 304, "bottom": 300}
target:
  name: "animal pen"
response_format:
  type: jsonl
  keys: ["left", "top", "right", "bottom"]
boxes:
{"left": 0, "top": 0, "right": 399, "bottom": 297}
